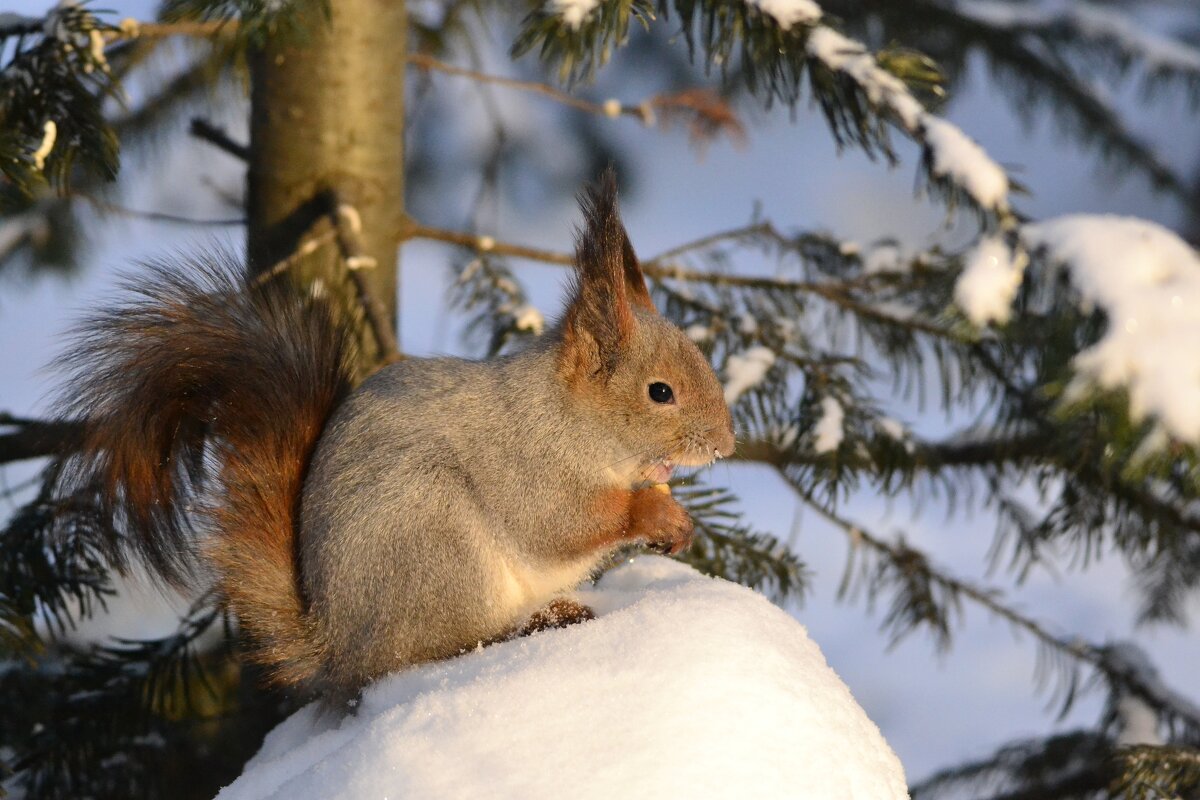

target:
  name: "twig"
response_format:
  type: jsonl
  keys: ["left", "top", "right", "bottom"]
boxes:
{"left": 104, "top": 19, "right": 231, "bottom": 43}
{"left": 405, "top": 221, "right": 961, "bottom": 341}
{"left": 189, "top": 117, "right": 249, "bottom": 162}
{"left": 409, "top": 53, "right": 607, "bottom": 116}
{"left": 249, "top": 228, "right": 337, "bottom": 288}
{"left": 75, "top": 192, "right": 244, "bottom": 227}
{"left": 405, "top": 222, "right": 574, "bottom": 266}
{"left": 407, "top": 53, "right": 744, "bottom": 142}
{"left": 0, "top": 413, "right": 84, "bottom": 464}
{"left": 330, "top": 201, "right": 401, "bottom": 362}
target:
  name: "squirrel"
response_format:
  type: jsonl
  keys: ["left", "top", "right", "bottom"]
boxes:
{"left": 52, "top": 171, "right": 735, "bottom": 703}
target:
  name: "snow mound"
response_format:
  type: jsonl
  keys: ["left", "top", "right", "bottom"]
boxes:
{"left": 218, "top": 557, "right": 908, "bottom": 799}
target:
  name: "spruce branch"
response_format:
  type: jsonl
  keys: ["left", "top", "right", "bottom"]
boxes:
{"left": 513, "top": 1, "right": 1015, "bottom": 223}
{"left": 779, "top": 476, "right": 1200, "bottom": 735}
{"left": 843, "top": 0, "right": 1197, "bottom": 204}
{"left": 1111, "top": 745, "right": 1200, "bottom": 800}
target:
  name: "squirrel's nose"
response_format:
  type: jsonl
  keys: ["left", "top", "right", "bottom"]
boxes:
{"left": 714, "top": 424, "right": 736, "bottom": 458}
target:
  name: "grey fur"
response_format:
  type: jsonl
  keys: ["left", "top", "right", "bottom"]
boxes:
{"left": 303, "top": 311, "right": 735, "bottom": 694}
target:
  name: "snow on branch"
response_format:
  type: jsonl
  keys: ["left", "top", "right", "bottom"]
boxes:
{"left": 806, "top": 25, "right": 1011, "bottom": 218}
{"left": 958, "top": 216, "right": 1200, "bottom": 446}
{"left": 516, "top": 0, "right": 1014, "bottom": 221}
{"left": 956, "top": 0, "right": 1200, "bottom": 81}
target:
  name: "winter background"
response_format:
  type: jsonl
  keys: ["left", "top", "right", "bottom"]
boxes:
{"left": 2, "top": 0, "right": 1199, "bottom": 789}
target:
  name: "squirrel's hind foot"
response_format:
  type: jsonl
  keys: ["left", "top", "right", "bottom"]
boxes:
{"left": 516, "top": 597, "right": 596, "bottom": 637}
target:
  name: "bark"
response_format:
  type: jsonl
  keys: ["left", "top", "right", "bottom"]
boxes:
{"left": 247, "top": 0, "right": 407, "bottom": 359}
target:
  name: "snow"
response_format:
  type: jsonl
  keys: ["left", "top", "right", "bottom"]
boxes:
{"left": 1072, "top": 5, "right": 1200, "bottom": 74}
{"left": 723, "top": 345, "right": 776, "bottom": 405}
{"left": 806, "top": 27, "right": 1009, "bottom": 213}
{"left": 813, "top": 396, "right": 845, "bottom": 453}
{"left": 806, "top": 27, "right": 924, "bottom": 131}
{"left": 31, "top": 121, "right": 56, "bottom": 172}
{"left": 550, "top": 0, "right": 600, "bottom": 30}
{"left": 747, "top": 0, "right": 822, "bottom": 30}
{"left": 1022, "top": 215, "right": 1200, "bottom": 443}
{"left": 876, "top": 417, "right": 906, "bottom": 442}
{"left": 1114, "top": 695, "right": 1162, "bottom": 747}
{"left": 954, "top": 235, "right": 1027, "bottom": 326}
{"left": 510, "top": 303, "right": 544, "bottom": 335}
{"left": 864, "top": 243, "right": 906, "bottom": 275}
{"left": 956, "top": 1, "right": 1200, "bottom": 75}
{"left": 218, "top": 558, "right": 908, "bottom": 800}
{"left": 921, "top": 117, "right": 1010, "bottom": 212}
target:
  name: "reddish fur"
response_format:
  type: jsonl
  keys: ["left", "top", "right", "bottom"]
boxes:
{"left": 577, "top": 486, "right": 695, "bottom": 556}
{"left": 559, "top": 169, "right": 652, "bottom": 388}
{"left": 54, "top": 254, "right": 356, "bottom": 688}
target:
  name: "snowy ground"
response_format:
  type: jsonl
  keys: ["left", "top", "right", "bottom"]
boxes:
{"left": 217, "top": 557, "right": 908, "bottom": 800}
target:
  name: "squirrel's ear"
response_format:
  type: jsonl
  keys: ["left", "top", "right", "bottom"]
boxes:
{"left": 621, "top": 229, "right": 655, "bottom": 312}
{"left": 560, "top": 168, "right": 646, "bottom": 383}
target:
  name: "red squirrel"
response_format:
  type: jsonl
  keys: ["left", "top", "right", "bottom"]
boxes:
{"left": 54, "top": 171, "right": 735, "bottom": 702}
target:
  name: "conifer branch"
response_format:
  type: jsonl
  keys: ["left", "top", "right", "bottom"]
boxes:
{"left": 780, "top": 477, "right": 1200, "bottom": 734}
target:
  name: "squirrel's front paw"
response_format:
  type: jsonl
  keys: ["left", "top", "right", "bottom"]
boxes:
{"left": 629, "top": 487, "right": 694, "bottom": 556}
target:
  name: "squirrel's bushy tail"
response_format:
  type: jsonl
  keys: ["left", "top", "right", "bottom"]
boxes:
{"left": 54, "top": 253, "right": 356, "bottom": 687}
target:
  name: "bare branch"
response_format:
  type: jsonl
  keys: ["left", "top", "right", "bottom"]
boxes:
{"left": 331, "top": 200, "right": 401, "bottom": 363}
{"left": 189, "top": 117, "right": 249, "bottom": 162}
{"left": 407, "top": 53, "right": 744, "bottom": 144}
{"left": 75, "top": 192, "right": 244, "bottom": 227}
{"left": 0, "top": 413, "right": 83, "bottom": 464}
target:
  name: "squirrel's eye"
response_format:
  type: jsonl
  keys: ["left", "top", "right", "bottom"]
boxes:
{"left": 648, "top": 382, "right": 675, "bottom": 404}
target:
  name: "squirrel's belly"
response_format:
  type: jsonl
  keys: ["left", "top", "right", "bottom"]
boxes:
{"left": 494, "top": 553, "right": 599, "bottom": 619}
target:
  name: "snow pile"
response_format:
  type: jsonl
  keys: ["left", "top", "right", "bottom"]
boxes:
{"left": 1022, "top": 215, "right": 1200, "bottom": 442}
{"left": 748, "top": 0, "right": 822, "bottom": 30}
{"left": 723, "top": 345, "right": 776, "bottom": 404}
{"left": 813, "top": 396, "right": 845, "bottom": 453}
{"left": 954, "top": 235, "right": 1028, "bottom": 325}
{"left": 218, "top": 558, "right": 909, "bottom": 800}
{"left": 805, "top": 27, "right": 1009, "bottom": 213}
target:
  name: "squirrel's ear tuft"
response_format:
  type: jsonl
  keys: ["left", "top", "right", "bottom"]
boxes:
{"left": 560, "top": 167, "right": 655, "bottom": 385}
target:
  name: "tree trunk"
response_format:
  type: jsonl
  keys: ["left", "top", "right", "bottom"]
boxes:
{"left": 247, "top": 0, "right": 406, "bottom": 359}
